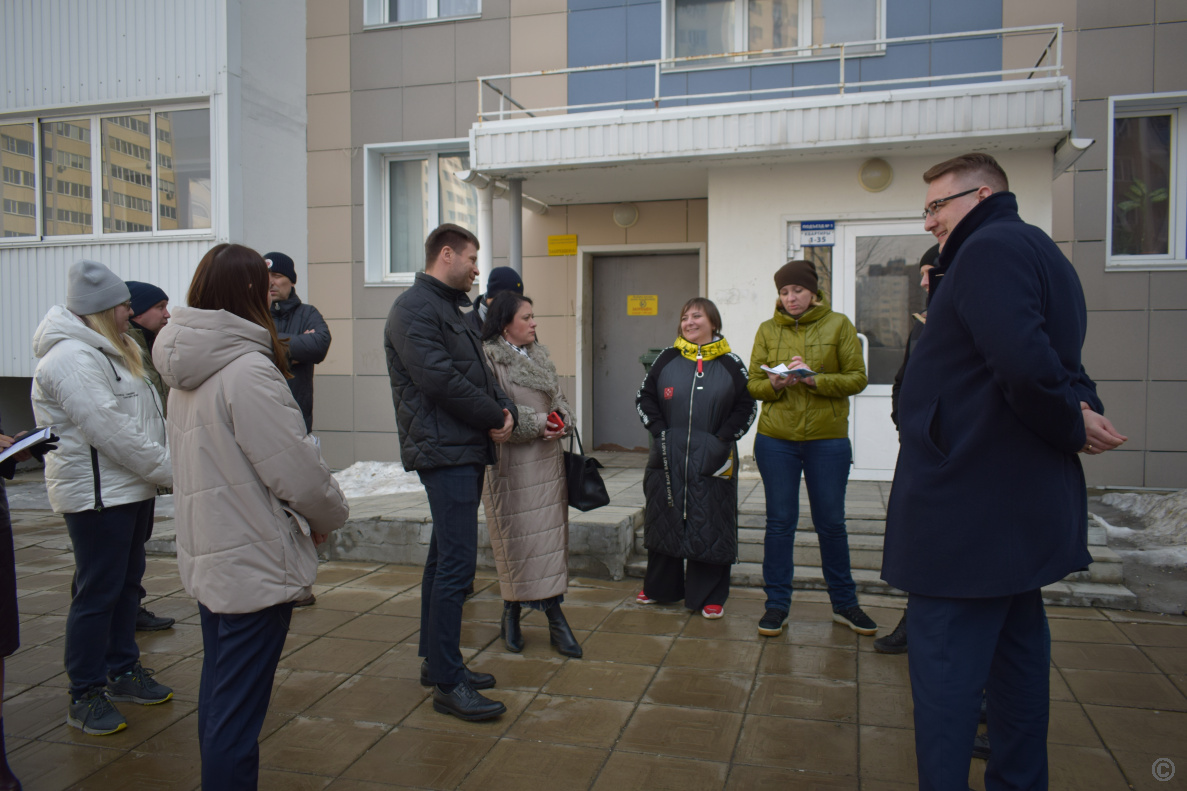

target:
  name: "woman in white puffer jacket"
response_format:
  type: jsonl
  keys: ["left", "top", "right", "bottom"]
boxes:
{"left": 31, "top": 260, "right": 174, "bottom": 738}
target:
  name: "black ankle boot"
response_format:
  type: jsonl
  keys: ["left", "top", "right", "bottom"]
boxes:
{"left": 501, "top": 602, "right": 524, "bottom": 653}
{"left": 0, "top": 718, "right": 22, "bottom": 791}
{"left": 545, "top": 604, "right": 583, "bottom": 658}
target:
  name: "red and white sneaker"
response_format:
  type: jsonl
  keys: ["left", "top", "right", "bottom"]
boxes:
{"left": 702, "top": 605, "right": 724, "bottom": 619}
{"left": 636, "top": 591, "right": 656, "bottom": 605}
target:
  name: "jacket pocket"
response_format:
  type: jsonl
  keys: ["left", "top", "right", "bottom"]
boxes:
{"left": 922, "top": 396, "right": 949, "bottom": 461}
{"left": 280, "top": 507, "right": 319, "bottom": 587}
{"left": 696, "top": 432, "right": 732, "bottom": 477}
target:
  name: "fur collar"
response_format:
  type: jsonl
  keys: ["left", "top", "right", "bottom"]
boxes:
{"left": 483, "top": 339, "right": 560, "bottom": 395}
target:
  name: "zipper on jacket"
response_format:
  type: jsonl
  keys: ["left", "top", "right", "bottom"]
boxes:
{"left": 683, "top": 347, "right": 704, "bottom": 520}
{"left": 89, "top": 446, "right": 104, "bottom": 511}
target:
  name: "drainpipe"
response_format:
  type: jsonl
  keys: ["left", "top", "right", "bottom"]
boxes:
{"left": 476, "top": 183, "right": 494, "bottom": 292}
{"left": 508, "top": 177, "right": 524, "bottom": 275}
{"left": 455, "top": 170, "right": 548, "bottom": 284}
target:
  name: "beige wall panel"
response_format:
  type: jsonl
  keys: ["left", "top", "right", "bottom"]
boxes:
{"left": 626, "top": 200, "right": 689, "bottom": 244}
{"left": 1070, "top": 242, "right": 1149, "bottom": 312}
{"left": 308, "top": 0, "right": 350, "bottom": 37}
{"left": 403, "top": 84, "right": 457, "bottom": 141}
{"left": 307, "top": 92, "right": 352, "bottom": 151}
{"left": 491, "top": 200, "right": 511, "bottom": 257}
{"left": 1072, "top": 169, "right": 1106, "bottom": 243}
{"left": 1094, "top": 380, "right": 1147, "bottom": 450}
{"left": 511, "top": 0, "right": 566, "bottom": 17}
{"left": 1075, "top": 27, "right": 1154, "bottom": 100}
{"left": 1150, "top": 271, "right": 1187, "bottom": 310}
{"left": 506, "top": 74, "right": 568, "bottom": 118}
{"left": 456, "top": 78, "right": 480, "bottom": 136}
{"left": 1157, "top": 0, "right": 1187, "bottom": 22}
{"left": 1082, "top": 449, "right": 1145, "bottom": 487}
{"left": 1147, "top": 381, "right": 1187, "bottom": 451}
{"left": 315, "top": 430, "right": 355, "bottom": 470}
{"left": 355, "top": 374, "right": 400, "bottom": 432}
{"left": 566, "top": 203, "right": 627, "bottom": 246}
{"left": 534, "top": 316, "right": 574, "bottom": 376}
{"left": 351, "top": 87, "right": 404, "bottom": 146}
{"left": 312, "top": 374, "right": 355, "bottom": 432}
{"left": 558, "top": 375, "right": 575, "bottom": 413}
{"left": 353, "top": 263, "right": 405, "bottom": 320}
{"left": 353, "top": 431, "right": 403, "bottom": 463}
{"left": 1154, "top": 22, "right": 1187, "bottom": 92}
{"left": 1083, "top": 310, "right": 1149, "bottom": 382}
{"left": 308, "top": 150, "right": 353, "bottom": 208}
{"left": 1051, "top": 171, "right": 1073, "bottom": 244}
{"left": 308, "top": 35, "right": 351, "bottom": 95}
{"left": 350, "top": 28, "right": 403, "bottom": 91}
{"left": 1145, "top": 451, "right": 1187, "bottom": 488}
{"left": 1149, "top": 311, "right": 1187, "bottom": 380}
{"left": 1002, "top": 0, "right": 1075, "bottom": 27}
{"left": 521, "top": 256, "right": 571, "bottom": 317}
{"left": 455, "top": 19, "right": 512, "bottom": 82}
{"left": 402, "top": 24, "right": 456, "bottom": 86}
{"left": 1079, "top": 0, "right": 1153, "bottom": 28}
{"left": 307, "top": 263, "right": 354, "bottom": 319}
{"left": 353, "top": 318, "right": 391, "bottom": 377}
{"left": 523, "top": 206, "right": 568, "bottom": 257}
{"left": 1071, "top": 99, "right": 1106, "bottom": 171}
{"left": 319, "top": 319, "right": 355, "bottom": 376}
{"left": 510, "top": 13, "right": 567, "bottom": 72}
{"left": 308, "top": 206, "right": 353, "bottom": 264}
{"left": 688, "top": 199, "right": 708, "bottom": 243}
{"left": 486, "top": 0, "right": 512, "bottom": 19}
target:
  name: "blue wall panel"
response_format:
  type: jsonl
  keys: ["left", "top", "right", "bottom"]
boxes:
{"left": 569, "top": 6, "right": 628, "bottom": 66}
{"left": 626, "top": 2, "right": 662, "bottom": 61}
{"left": 688, "top": 68, "right": 753, "bottom": 104}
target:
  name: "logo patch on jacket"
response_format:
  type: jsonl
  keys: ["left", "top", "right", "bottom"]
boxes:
{"left": 663, "top": 387, "right": 674, "bottom": 400}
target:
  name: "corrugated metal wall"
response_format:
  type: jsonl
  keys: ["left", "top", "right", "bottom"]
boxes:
{"left": 1, "top": 0, "right": 218, "bottom": 112}
{"left": 0, "top": 241, "right": 214, "bottom": 376}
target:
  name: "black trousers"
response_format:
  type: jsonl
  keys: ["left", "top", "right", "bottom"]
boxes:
{"left": 642, "top": 550, "right": 730, "bottom": 611}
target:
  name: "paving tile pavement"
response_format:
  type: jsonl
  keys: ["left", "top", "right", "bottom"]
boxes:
{"left": 5, "top": 509, "right": 1187, "bottom": 790}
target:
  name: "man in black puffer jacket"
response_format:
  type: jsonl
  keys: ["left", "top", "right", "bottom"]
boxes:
{"left": 265, "top": 252, "right": 331, "bottom": 434}
{"left": 384, "top": 223, "right": 516, "bottom": 723}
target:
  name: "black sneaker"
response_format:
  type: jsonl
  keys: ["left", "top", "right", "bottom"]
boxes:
{"left": 873, "top": 612, "right": 908, "bottom": 654}
{"left": 833, "top": 605, "right": 878, "bottom": 636}
{"left": 135, "top": 606, "right": 175, "bottom": 631}
{"left": 972, "top": 730, "right": 991, "bottom": 760}
{"left": 67, "top": 689, "right": 127, "bottom": 735}
{"left": 757, "top": 608, "right": 788, "bottom": 637}
{"left": 107, "top": 663, "right": 173, "bottom": 705}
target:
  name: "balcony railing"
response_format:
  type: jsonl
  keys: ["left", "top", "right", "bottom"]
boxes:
{"left": 476, "top": 24, "right": 1063, "bottom": 122}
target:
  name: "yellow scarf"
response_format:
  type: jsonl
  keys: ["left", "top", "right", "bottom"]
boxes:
{"left": 674, "top": 335, "right": 731, "bottom": 362}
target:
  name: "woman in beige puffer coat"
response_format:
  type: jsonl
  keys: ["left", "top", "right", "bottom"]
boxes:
{"left": 479, "top": 292, "right": 581, "bottom": 659}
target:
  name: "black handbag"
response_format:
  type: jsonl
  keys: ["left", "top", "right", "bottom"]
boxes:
{"left": 563, "top": 425, "right": 610, "bottom": 511}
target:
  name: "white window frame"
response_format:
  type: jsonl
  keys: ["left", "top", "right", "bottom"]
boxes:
{"left": 1106, "top": 92, "right": 1187, "bottom": 271}
{"left": 663, "top": 0, "right": 885, "bottom": 65}
{"left": 362, "top": 0, "right": 481, "bottom": 29}
{"left": 0, "top": 103, "right": 214, "bottom": 247}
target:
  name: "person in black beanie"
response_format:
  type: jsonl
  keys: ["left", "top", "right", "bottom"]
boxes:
{"left": 466, "top": 266, "right": 524, "bottom": 335}
{"left": 264, "top": 252, "right": 332, "bottom": 436}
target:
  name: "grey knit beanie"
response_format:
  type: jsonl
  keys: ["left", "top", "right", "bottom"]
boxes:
{"left": 67, "top": 260, "right": 131, "bottom": 316}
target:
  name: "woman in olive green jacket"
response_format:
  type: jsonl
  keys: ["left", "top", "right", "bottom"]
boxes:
{"left": 747, "top": 260, "right": 877, "bottom": 640}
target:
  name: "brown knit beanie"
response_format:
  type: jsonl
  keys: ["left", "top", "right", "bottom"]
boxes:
{"left": 774, "top": 260, "right": 819, "bottom": 293}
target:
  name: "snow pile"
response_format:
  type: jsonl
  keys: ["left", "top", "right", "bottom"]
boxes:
{"left": 333, "top": 461, "right": 424, "bottom": 499}
{"left": 1098, "top": 490, "right": 1187, "bottom": 569}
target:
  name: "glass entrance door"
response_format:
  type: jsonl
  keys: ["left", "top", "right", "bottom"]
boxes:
{"left": 832, "top": 221, "right": 936, "bottom": 480}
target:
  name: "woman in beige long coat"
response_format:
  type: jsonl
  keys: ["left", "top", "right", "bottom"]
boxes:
{"left": 480, "top": 291, "right": 581, "bottom": 658}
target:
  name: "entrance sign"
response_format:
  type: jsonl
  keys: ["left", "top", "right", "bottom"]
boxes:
{"left": 627, "top": 295, "right": 658, "bottom": 316}
{"left": 801, "top": 221, "right": 836, "bottom": 247}
{"left": 548, "top": 234, "right": 578, "bottom": 255}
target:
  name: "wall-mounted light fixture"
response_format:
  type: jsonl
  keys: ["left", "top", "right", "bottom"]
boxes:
{"left": 858, "top": 158, "right": 893, "bottom": 193}
{"left": 612, "top": 202, "right": 639, "bottom": 228}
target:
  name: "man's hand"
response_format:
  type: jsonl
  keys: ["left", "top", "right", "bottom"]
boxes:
{"left": 303, "top": 329, "right": 316, "bottom": 334}
{"left": 1080, "top": 403, "right": 1127, "bottom": 455}
{"left": 311, "top": 531, "right": 329, "bottom": 547}
{"left": 490, "top": 409, "right": 514, "bottom": 443}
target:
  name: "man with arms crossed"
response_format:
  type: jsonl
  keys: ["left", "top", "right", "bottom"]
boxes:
{"left": 882, "top": 153, "right": 1126, "bottom": 789}
{"left": 384, "top": 223, "right": 516, "bottom": 721}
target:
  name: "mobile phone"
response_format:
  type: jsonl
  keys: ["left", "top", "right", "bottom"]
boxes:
{"left": 547, "top": 411, "right": 564, "bottom": 429}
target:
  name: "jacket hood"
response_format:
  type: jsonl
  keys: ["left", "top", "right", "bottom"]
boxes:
{"left": 772, "top": 292, "right": 832, "bottom": 326}
{"left": 33, "top": 304, "right": 121, "bottom": 359}
{"left": 674, "top": 335, "right": 731, "bottom": 361}
{"left": 154, "top": 306, "right": 277, "bottom": 391}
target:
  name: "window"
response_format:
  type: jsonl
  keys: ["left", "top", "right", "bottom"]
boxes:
{"left": 385, "top": 151, "right": 477, "bottom": 276}
{"left": 363, "top": 0, "right": 479, "bottom": 26}
{"left": 0, "top": 106, "right": 211, "bottom": 244}
{"left": 670, "top": 0, "right": 880, "bottom": 60}
{"left": 1108, "top": 93, "right": 1187, "bottom": 270}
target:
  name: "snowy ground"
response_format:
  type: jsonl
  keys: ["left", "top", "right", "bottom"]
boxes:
{"left": 1092, "top": 489, "right": 1187, "bottom": 615}
{"left": 332, "top": 461, "right": 424, "bottom": 499}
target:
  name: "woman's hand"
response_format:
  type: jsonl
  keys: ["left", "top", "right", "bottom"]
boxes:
{"left": 768, "top": 371, "right": 793, "bottom": 391}
{"left": 0, "top": 432, "right": 33, "bottom": 463}
{"left": 543, "top": 415, "right": 565, "bottom": 441}
{"left": 789, "top": 356, "right": 817, "bottom": 388}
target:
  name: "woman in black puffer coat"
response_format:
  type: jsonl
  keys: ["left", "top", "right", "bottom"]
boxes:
{"left": 635, "top": 298, "right": 757, "bottom": 619}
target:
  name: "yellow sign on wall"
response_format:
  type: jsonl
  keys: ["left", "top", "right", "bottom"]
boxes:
{"left": 547, "top": 234, "right": 578, "bottom": 256}
{"left": 627, "top": 295, "right": 658, "bottom": 316}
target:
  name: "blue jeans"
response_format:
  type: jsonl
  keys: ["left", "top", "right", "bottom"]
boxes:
{"left": 198, "top": 601, "right": 293, "bottom": 791}
{"left": 754, "top": 434, "right": 857, "bottom": 613}
{"left": 63, "top": 498, "right": 154, "bottom": 698}
{"left": 908, "top": 590, "right": 1050, "bottom": 791}
{"left": 417, "top": 464, "right": 484, "bottom": 686}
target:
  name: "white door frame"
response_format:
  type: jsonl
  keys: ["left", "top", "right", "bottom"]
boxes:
{"left": 574, "top": 243, "right": 707, "bottom": 443}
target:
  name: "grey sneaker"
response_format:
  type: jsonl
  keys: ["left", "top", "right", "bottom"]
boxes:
{"left": 833, "top": 605, "right": 878, "bottom": 636}
{"left": 67, "top": 689, "right": 127, "bottom": 735}
{"left": 107, "top": 663, "right": 174, "bottom": 705}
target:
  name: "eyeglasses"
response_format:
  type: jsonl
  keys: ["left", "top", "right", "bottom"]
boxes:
{"left": 922, "top": 188, "right": 979, "bottom": 219}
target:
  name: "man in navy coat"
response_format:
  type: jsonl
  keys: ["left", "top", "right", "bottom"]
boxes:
{"left": 882, "top": 153, "right": 1127, "bottom": 790}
